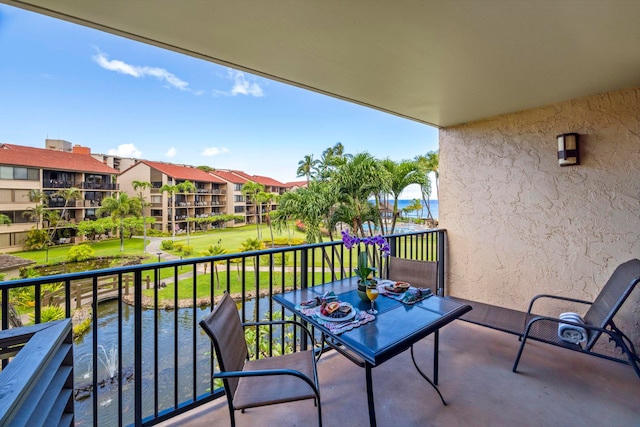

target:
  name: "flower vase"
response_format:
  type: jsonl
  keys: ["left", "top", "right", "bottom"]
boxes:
{"left": 357, "top": 279, "right": 377, "bottom": 302}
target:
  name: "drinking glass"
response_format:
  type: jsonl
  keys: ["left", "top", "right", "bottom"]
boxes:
{"left": 366, "top": 285, "right": 379, "bottom": 314}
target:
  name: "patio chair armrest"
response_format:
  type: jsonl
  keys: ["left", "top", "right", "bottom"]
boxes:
{"left": 526, "top": 294, "right": 593, "bottom": 315}
{"left": 242, "top": 320, "right": 317, "bottom": 348}
{"left": 214, "top": 368, "right": 319, "bottom": 392}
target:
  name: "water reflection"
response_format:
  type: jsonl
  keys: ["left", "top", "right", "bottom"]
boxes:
{"left": 73, "top": 295, "right": 278, "bottom": 425}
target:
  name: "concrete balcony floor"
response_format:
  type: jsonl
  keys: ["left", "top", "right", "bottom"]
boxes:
{"left": 159, "top": 321, "right": 640, "bottom": 427}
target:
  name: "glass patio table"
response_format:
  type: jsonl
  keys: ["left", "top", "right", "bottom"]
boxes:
{"left": 272, "top": 277, "right": 472, "bottom": 427}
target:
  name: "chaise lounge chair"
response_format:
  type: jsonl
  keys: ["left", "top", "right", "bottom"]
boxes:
{"left": 513, "top": 258, "right": 640, "bottom": 377}
{"left": 388, "top": 256, "right": 640, "bottom": 378}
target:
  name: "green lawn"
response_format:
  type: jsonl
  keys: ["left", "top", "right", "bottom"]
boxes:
{"left": 14, "top": 238, "right": 152, "bottom": 265}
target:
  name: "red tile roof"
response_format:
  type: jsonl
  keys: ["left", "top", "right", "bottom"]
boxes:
{"left": 209, "top": 170, "right": 248, "bottom": 184}
{"left": 140, "top": 160, "right": 225, "bottom": 183}
{"left": 231, "top": 170, "right": 285, "bottom": 187}
{"left": 0, "top": 143, "right": 118, "bottom": 174}
{"left": 284, "top": 180, "right": 308, "bottom": 188}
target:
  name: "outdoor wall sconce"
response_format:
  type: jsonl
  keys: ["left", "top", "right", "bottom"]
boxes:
{"left": 557, "top": 133, "right": 579, "bottom": 166}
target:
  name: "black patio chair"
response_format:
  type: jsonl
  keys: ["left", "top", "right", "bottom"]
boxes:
{"left": 199, "top": 292, "right": 322, "bottom": 426}
{"left": 386, "top": 256, "right": 438, "bottom": 290}
{"left": 513, "top": 258, "right": 640, "bottom": 378}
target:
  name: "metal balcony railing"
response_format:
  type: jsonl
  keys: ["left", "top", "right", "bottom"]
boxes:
{"left": 0, "top": 229, "right": 444, "bottom": 426}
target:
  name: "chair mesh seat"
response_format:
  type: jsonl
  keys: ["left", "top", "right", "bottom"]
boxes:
{"left": 233, "top": 350, "right": 318, "bottom": 409}
{"left": 445, "top": 297, "right": 535, "bottom": 336}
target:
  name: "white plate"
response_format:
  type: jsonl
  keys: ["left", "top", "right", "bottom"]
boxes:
{"left": 315, "top": 302, "right": 356, "bottom": 322}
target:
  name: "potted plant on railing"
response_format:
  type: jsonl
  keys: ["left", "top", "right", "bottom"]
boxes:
{"left": 341, "top": 230, "right": 390, "bottom": 301}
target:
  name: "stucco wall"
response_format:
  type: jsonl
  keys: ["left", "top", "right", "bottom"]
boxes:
{"left": 440, "top": 88, "right": 640, "bottom": 338}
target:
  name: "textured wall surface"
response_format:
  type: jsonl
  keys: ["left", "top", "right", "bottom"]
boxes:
{"left": 440, "top": 87, "right": 640, "bottom": 343}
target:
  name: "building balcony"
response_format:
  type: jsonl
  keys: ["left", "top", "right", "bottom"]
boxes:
{"left": 0, "top": 230, "right": 638, "bottom": 426}
{"left": 161, "top": 322, "right": 639, "bottom": 427}
{"left": 43, "top": 180, "right": 75, "bottom": 189}
{"left": 80, "top": 182, "right": 119, "bottom": 190}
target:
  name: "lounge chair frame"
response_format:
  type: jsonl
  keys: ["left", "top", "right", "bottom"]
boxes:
{"left": 390, "top": 255, "right": 640, "bottom": 378}
{"left": 513, "top": 258, "right": 640, "bottom": 377}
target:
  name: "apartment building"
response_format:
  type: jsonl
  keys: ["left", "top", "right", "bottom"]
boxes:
{"left": 207, "top": 169, "right": 250, "bottom": 224}
{"left": 118, "top": 160, "right": 230, "bottom": 234}
{"left": 0, "top": 141, "right": 119, "bottom": 252}
{"left": 226, "top": 170, "right": 287, "bottom": 224}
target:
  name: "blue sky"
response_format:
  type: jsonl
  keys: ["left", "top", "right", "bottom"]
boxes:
{"left": 0, "top": 4, "right": 438, "bottom": 199}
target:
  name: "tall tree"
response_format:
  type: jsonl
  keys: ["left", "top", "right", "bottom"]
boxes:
{"left": 415, "top": 151, "right": 438, "bottom": 220}
{"left": 272, "top": 181, "right": 332, "bottom": 244}
{"left": 241, "top": 181, "right": 265, "bottom": 239}
{"left": 203, "top": 244, "right": 227, "bottom": 289}
{"left": 296, "top": 154, "right": 319, "bottom": 183}
{"left": 177, "top": 180, "right": 196, "bottom": 245}
{"left": 97, "top": 192, "right": 142, "bottom": 252}
{"left": 132, "top": 180, "right": 152, "bottom": 253}
{"left": 331, "top": 152, "right": 391, "bottom": 235}
{"left": 379, "top": 158, "right": 428, "bottom": 234}
{"left": 256, "top": 191, "right": 276, "bottom": 247}
{"left": 160, "top": 182, "right": 179, "bottom": 241}
{"left": 50, "top": 187, "right": 81, "bottom": 241}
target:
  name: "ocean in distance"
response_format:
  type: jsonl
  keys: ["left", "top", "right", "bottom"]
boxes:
{"left": 393, "top": 199, "right": 438, "bottom": 219}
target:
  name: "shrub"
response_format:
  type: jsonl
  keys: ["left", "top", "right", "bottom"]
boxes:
{"left": 182, "top": 245, "right": 194, "bottom": 256}
{"left": 30, "top": 305, "right": 65, "bottom": 323}
{"left": 73, "top": 316, "right": 92, "bottom": 339}
{"left": 173, "top": 242, "right": 186, "bottom": 252}
{"left": 66, "top": 244, "right": 96, "bottom": 262}
{"left": 265, "top": 237, "right": 305, "bottom": 247}
{"left": 274, "top": 252, "right": 289, "bottom": 266}
{"left": 147, "top": 228, "right": 163, "bottom": 237}
{"left": 160, "top": 240, "right": 174, "bottom": 250}
{"left": 19, "top": 267, "right": 40, "bottom": 278}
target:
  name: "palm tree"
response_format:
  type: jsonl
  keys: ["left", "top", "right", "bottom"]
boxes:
{"left": 177, "top": 180, "right": 196, "bottom": 245}
{"left": 241, "top": 181, "right": 265, "bottom": 239}
{"left": 272, "top": 182, "right": 332, "bottom": 244}
{"left": 132, "top": 180, "right": 152, "bottom": 253}
{"left": 315, "top": 143, "right": 352, "bottom": 181}
{"left": 256, "top": 191, "right": 276, "bottom": 247}
{"left": 331, "top": 152, "right": 391, "bottom": 235}
{"left": 379, "top": 159, "right": 428, "bottom": 234}
{"left": 296, "top": 154, "right": 319, "bottom": 183}
{"left": 203, "top": 244, "right": 227, "bottom": 289}
{"left": 415, "top": 151, "right": 438, "bottom": 220}
{"left": 97, "top": 192, "right": 142, "bottom": 252}
{"left": 406, "top": 198, "right": 423, "bottom": 218}
{"left": 160, "top": 182, "right": 179, "bottom": 241}
{"left": 50, "top": 187, "right": 81, "bottom": 241}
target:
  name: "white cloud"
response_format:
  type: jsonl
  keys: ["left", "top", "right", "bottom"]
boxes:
{"left": 107, "top": 143, "right": 142, "bottom": 158}
{"left": 230, "top": 70, "right": 264, "bottom": 96}
{"left": 92, "top": 49, "right": 189, "bottom": 91}
{"left": 210, "top": 70, "right": 264, "bottom": 97}
{"left": 165, "top": 147, "right": 177, "bottom": 158}
{"left": 202, "top": 146, "right": 229, "bottom": 157}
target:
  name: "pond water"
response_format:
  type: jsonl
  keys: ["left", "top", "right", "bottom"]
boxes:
{"left": 72, "top": 296, "right": 274, "bottom": 426}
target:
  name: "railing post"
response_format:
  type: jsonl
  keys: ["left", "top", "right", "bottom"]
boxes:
{"left": 301, "top": 247, "right": 309, "bottom": 289}
{"left": 134, "top": 269, "right": 143, "bottom": 426}
{"left": 437, "top": 230, "right": 445, "bottom": 296}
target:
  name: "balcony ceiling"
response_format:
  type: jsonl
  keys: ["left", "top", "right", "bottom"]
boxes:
{"left": 5, "top": 0, "right": 640, "bottom": 127}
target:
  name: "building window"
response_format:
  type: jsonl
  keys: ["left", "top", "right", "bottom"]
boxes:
{"left": 234, "top": 206, "right": 245, "bottom": 213}
{"left": 234, "top": 195, "right": 245, "bottom": 203}
{"left": 234, "top": 184, "right": 242, "bottom": 191}
{"left": 0, "top": 166, "right": 39, "bottom": 181}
